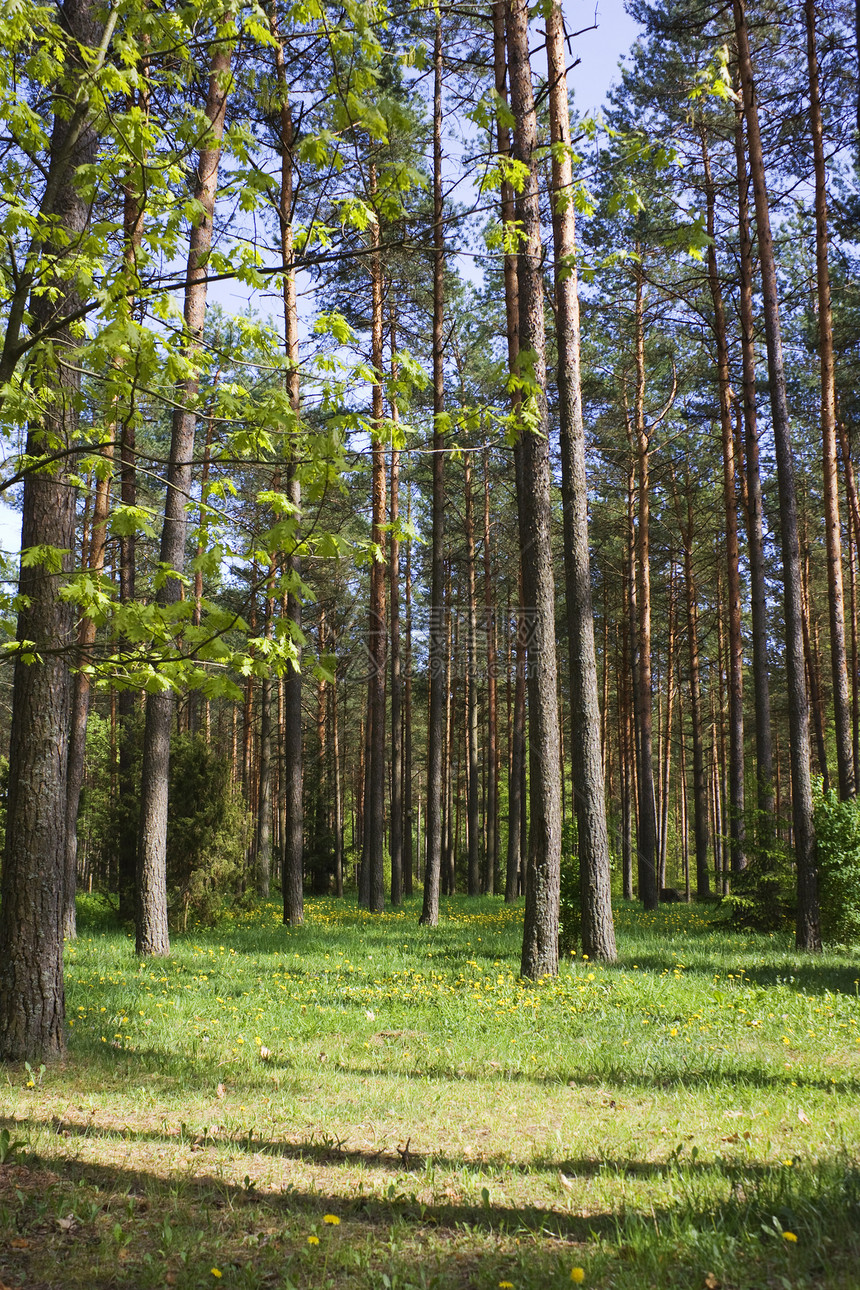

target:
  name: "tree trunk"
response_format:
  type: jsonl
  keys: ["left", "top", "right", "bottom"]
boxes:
{"left": 64, "top": 445, "right": 112, "bottom": 939}
{"left": 734, "top": 100, "right": 774, "bottom": 827}
{"left": 464, "top": 451, "right": 481, "bottom": 896}
{"left": 271, "top": 18, "right": 304, "bottom": 925}
{"left": 0, "top": 0, "right": 107, "bottom": 1059}
{"left": 136, "top": 20, "right": 232, "bottom": 957}
{"left": 364, "top": 167, "right": 387, "bottom": 914}
{"left": 547, "top": 0, "right": 615, "bottom": 960}
{"left": 735, "top": 0, "right": 820, "bottom": 949}
{"left": 506, "top": 0, "right": 563, "bottom": 978}
{"left": 805, "top": 0, "right": 855, "bottom": 799}
{"left": 389, "top": 327, "right": 403, "bottom": 906}
{"left": 403, "top": 484, "right": 414, "bottom": 896}
{"left": 482, "top": 450, "right": 499, "bottom": 894}
{"left": 420, "top": 12, "right": 446, "bottom": 926}
{"left": 700, "top": 127, "right": 746, "bottom": 872}
{"left": 633, "top": 260, "right": 659, "bottom": 911}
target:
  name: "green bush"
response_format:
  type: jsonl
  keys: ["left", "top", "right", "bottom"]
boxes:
{"left": 722, "top": 805, "right": 795, "bottom": 931}
{"left": 814, "top": 783, "right": 860, "bottom": 945}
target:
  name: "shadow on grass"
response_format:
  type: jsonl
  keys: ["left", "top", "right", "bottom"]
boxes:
{"left": 1, "top": 1136, "right": 859, "bottom": 1289}
{"left": 3, "top": 1112, "right": 859, "bottom": 1191}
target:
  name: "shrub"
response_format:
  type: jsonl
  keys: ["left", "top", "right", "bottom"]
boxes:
{"left": 722, "top": 805, "right": 795, "bottom": 931}
{"left": 814, "top": 783, "right": 860, "bottom": 945}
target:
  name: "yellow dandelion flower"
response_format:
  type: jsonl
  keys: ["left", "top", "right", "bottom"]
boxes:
{"left": 783, "top": 1231, "right": 798, "bottom": 1242}
{"left": 211, "top": 1270, "right": 222, "bottom": 1278}
{"left": 308, "top": 1234, "right": 320, "bottom": 1245}
{"left": 571, "top": 1270, "right": 585, "bottom": 1284}
{"left": 323, "top": 1214, "right": 340, "bottom": 1225}
{"left": 498, "top": 1282, "right": 514, "bottom": 1289}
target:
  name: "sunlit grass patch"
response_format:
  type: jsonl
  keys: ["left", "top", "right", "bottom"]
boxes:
{"left": 0, "top": 895, "right": 858, "bottom": 1288}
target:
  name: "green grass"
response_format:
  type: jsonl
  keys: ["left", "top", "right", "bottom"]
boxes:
{"left": 1, "top": 895, "right": 859, "bottom": 1289}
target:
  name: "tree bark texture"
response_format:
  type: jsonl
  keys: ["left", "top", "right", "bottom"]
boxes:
{"left": 547, "top": 0, "right": 616, "bottom": 961}
{"left": 506, "top": 0, "right": 563, "bottom": 978}
{"left": 734, "top": 0, "right": 820, "bottom": 949}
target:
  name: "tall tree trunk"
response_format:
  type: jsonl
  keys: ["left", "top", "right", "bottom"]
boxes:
{"left": 389, "top": 322, "right": 403, "bottom": 906}
{"left": 256, "top": 554, "right": 276, "bottom": 898}
{"left": 0, "top": 0, "right": 110, "bottom": 1059}
{"left": 482, "top": 449, "right": 499, "bottom": 894}
{"left": 272, "top": 18, "right": 304, "bottom": 925}
{"left": 64, "top": 445, "right": 112, "bottom": 938}
{"left": 734, "top": 100, "right": 774, "bottom": 826}
{"left": 735, "top": 0, "right": 820, "bottom": 949}
{"left": 364, "top": 168, "right": 387, "bottom": 914}
{"left": 675, "top": 471, "right": 710, "bottom": 899}
{"left": 403, "top": 484, "right": 414, "bottom": 896}
{"left": 136, "top": 19, "right": 232, "bottom": 956}
{"left": 506, "top": 0, "right": 563, "bottom": 978}
{"left": 633, "top": 260, "right": 659, "bottom": 911}
{"left": 420, "top": 12, "right": 446, "bottom": 926}
{"left": 805, "top": 0, "right": 855, "bottom": 799}
{"left": 547, "top": 0, "right": 615, "bottom": 960}
{"left": 658, "top": 563, "right": 676, "bottom": 889}
{"left": 700, "top": 127, "right": 745, "bottom": 872}
{"left": 464, "top": 451, "right": 481, "bottom": 895}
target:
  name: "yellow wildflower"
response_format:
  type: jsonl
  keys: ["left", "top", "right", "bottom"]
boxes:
{"left": 323, "top": 1214, "right": 340, "bottom": 1225}
{"left": 783, "top": 1231, "right": 798, "bottom": 1243}
{"left": 571, "top": 1270, "right": 586, "bottom": 1284}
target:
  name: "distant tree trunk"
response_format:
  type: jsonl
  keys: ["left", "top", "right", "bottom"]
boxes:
{"left": 658, "top": 563, "right": 676, "bottom": 889}
{"left": 64, "top": 446, "right": 112, "bottom": 938}
{"left": 420, "top": 12, "right": 446, "bottom": 926}
{"left": 464, "top": 451, "right": 481, "bottom": 895}
{"left": 506, "top": 599, "right": 527, "bottom": 902}
{"left": 332, "top": 666, "right": 344, "bottom": 897}
{"left": 272, "top": 17, "right": 304, "bottom": 925}
{"left": 734, "top": 100, "right": 774, "bottom": 826}
{"left": 547, "top": 0, "right": 615, "bottom": 960}
{"left": 364, "top": 173, "right": 387, "bottom": 914}
{"left": 482, "top": 449, "right": 499, "bottom": 894}
{"left": 403, "top": 484, "right": 414, "bottom": 896}
{"left": 700, "top": 127, "right": 745, "bottom": 872}
{"left": 256, "top": 556, "right": 276, "bottom": 898}
{"left": 389, "top": 322, "right": 403, "bottom": 906}
{"left": 117, "top": 73, "right": 147, "bottom": 922}
{"left": 675, "top": 471, "right": 710, "bottom": 899}
{"left": 507, "top": 0, "right": 563, "bottom": 977}
{"left": 735, "top": 0, "right": 820, "bottom": 949}
{"left": 136, "top": 21, "right": 232, "bottom": 957}
{"left": 805, "top": 0, "right": 855, "bottom": 799}
{"left": 632, "top": 261, "right": 659, "bottom": 912}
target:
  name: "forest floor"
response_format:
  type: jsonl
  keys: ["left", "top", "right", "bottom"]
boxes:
{"left": 0, "top": 896, "right": 859, "bottom": 1290}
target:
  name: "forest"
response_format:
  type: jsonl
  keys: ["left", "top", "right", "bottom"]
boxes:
{"left": 2, "top": 0, "right": 860, "bottom": 1044}
{"left": 0, "top": 0, "right": 859, "bottom": 1284}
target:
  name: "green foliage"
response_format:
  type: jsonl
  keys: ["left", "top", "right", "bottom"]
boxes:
{"left": 91, "top": 720, "right": 250, "bottom": 929}
{"left": 814, "top": 783, "right": 860, "bottom": 944}
{"left": 722, "top": 808, "right": 796, "bottom": 932}
{"left": 166, "top": 735, "right": 251, "bottom": 929}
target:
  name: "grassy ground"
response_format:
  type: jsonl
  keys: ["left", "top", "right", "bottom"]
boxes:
{"left": 0, "top": 895, "right": 859, "bottom": 1290}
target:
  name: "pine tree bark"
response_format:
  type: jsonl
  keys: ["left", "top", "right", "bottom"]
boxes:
{"left": 734, "top": 0, "right": 820, "bottom": 949}
{"left": 420, "top": 13, "right": 446, "bottom": 926}
{"left": 64, "top": 446, "right": 112, "bottom": 938}
{"left": 482, "top": 449, "right": 499, "bottom": 894}
{"left": 464, "top": 451, "right": 481, "bottom": 896}
{"left": 700, "top": 127, "right": 745, "bottom": 871}
{"left": 805, "top": 0, "right": 855, "bottom": 799}
{"left": 506, "top": 0, "right": 563, "bottom": 978}
{"left": 547, "top": 0, "right": 615, "bottom": 960}
{"left": 389, "top": 322, "right": 403, "bottom": 905}
{"left": 632, "top": 260, "right": 659, "bottom": 911}
{"left": 136, "top": 20, "right": 232, "bottom": 956}
{"left": 272, "top": 18, "right": 304, "bottom": 925}
{"left": 0, "top": 0, "right": 107, "bottom": 1058}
